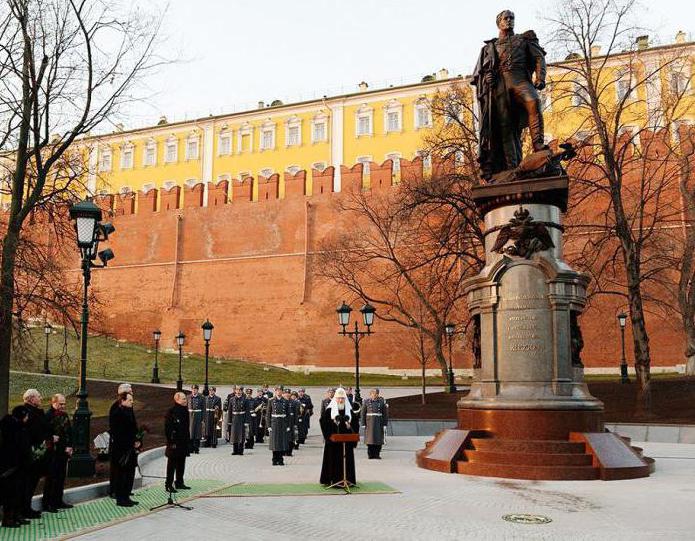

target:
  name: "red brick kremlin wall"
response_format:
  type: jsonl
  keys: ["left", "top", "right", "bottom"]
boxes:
{"left": 4, "top": 144, "right": 689, "bottom": 372}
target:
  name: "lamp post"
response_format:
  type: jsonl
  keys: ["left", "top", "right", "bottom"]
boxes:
{"left": 176, "top": 331, "right": 185, "bottom": 391}
{"left": 445, "top": 322, "right": 456, "bottom": 393}
{"left": 336, "top": 301, "right": 375, "bottom": 404}
{"left": 68, "top": 198, "right": 115, "bottom": 477}
{"left": 151, "top": 329, "right": 161, "bottom": 384}
{"left": 43, "top": 322, "right": 52, "bottom": 374}
{"left": 201, "top": 320, "right": 214, "bottom": 396}
{"left": 617, "top": 312, "right": 630, "bottom": 384}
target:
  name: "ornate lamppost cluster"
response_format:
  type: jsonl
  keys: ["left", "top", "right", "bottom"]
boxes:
{"left": 336, "top": 300, "right": 376, "bottom": 404}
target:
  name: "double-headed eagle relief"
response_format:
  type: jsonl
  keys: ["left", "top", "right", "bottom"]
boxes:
{"left": 472, "top": 10, "right": 575, "bottom": 183}
{"left": 491, "top": 207, "right": 555, "bottom": 258}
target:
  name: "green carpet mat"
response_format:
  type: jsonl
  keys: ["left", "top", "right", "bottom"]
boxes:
{"left": 206, "top": 481, "right": 399, "bottom": 497}
{"left": 0, "top": 479, "right": 226, "bottom": 541}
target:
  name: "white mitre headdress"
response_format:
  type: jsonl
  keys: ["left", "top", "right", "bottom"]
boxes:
{"left": 327, "top": 387, "right": 352, "bottom": 420}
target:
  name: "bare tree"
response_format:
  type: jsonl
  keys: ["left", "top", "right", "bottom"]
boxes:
{"left": 545, "top": 0, "right": 692, "bottom": 407}
{"left": 0, "top": 0, "right": 165, "bottom": 414}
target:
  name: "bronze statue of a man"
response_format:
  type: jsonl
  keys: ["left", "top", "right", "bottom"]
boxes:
{"left": 472, "top": 10, "right": 547, "bottom": 180}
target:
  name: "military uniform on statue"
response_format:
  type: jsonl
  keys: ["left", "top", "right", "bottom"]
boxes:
{"left": 203, "top": 387, "right": 222, "bottom": 448}
{"left": 361, "top": 389, "right": 388, "bottom": 459}
{"left": 266, "top": 387, "right": 290, "bottom": 465}
{"left": 297, "top": 389, "right": 313, "bottom": 445}
{"left": 319, "top": 387, "right": 359, "bottom": 487}
{"left": 228, "top": 387, "right": 249, "bottom": 455}
{"left": 187, "top": 385, "right": 204, "bottom": 453}
{"left": 164, "top": 392, "right": 191, "bottom": 492}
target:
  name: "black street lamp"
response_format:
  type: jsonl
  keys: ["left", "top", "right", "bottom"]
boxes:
{"left": 68, "top": 198, "right": 115, "bottom": 477}
{"left": 151, "top": 329, "right": 162, "bottom": 384}
{"left": 43, "top": 322, "right": 52, "bottom": 374}
{"left": 336, "top": 301, "right": 375, "bottom": 404}
{"left": 176, "top": 331, "right": 186, "bottom": 391}
{"left": 201, "top": 320, "right": 214, "bottom": 396}
{"left": 617, "top": 312, "right": 630, "bottom": 384}
{"left": 445, "top": 322, "right": 456, "bottom": 393}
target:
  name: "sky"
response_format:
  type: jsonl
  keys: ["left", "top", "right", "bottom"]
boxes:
{"left": 121, "top": 0, "right": 694, "bottom": 130}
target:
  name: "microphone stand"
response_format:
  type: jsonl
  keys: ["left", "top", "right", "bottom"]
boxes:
{"left": 136, "top": 456, "right": 193, "bottom": 511}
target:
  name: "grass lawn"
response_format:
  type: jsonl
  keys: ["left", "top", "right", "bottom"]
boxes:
{"left": 11, "top": 327, "right": 447, "bottom": 387}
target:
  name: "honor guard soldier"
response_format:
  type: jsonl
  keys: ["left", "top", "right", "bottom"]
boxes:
{"left": 187, "top": 385, "right": 205, "bottom": 454}
{"left": 266, "top": 387, "right": 290, "bottom": 465}
{"left": 228, "top": 386, "right": 249, "bottom": 455}
{"left": 283, "top": 389, "right": 298, "bottom": 456}
{"left": 203, "top": 387, "right": 222, "bottom": 448}
{"left": 290, "top": 391, "right": 302, "bottom": 450}
{"left": 244, "top": 388, "right": 261, "bottom": 449}
{"left": 222, "top": 389, "right": 235, "bottom": 442}
{"left": 297, "top": 389, "right": 313, "bottom": 444}
{"left": 255, "top": 389, "right": 268, "bottom": 443}
{"left": 361, "top": 388, "right": 389, "bottom": 459}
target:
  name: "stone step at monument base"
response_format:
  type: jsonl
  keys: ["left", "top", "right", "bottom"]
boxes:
{"left": 417, "top": 429, "right": 652, "bottom": 480}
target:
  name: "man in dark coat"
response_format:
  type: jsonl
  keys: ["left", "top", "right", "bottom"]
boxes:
{"left": 187, "top": 385, "right": 204, "bottom": 454}
{"left": 0, "top": 405, "right": 31, "bottom": 527}
{"left": 284, "top": 389, "right": 298, "bottom": 456}
{"left": 109, "top": 383, "right": 134, "bottom": 498}
{"left": 223, "top": 390, "right": 235, "bottom": 442}
{"left": 320, "top": 388, "right": 334, "bottom": 417}
{"left": 245, "top": 388, "right": 262, "bottom": 450}
{"left": 361, "top": 389, "right": 389, "bottom": 459}
{"left": 109, "top": 392, "right": 140, "bottom": 507}
{"left": 471, "top": 9, "right": 547, "bottom": 180}
{"left": 255, "top": 389, "right": 268, "bottom": 443}
{"left": 42, "top": 394, "right": 74, "bottom": 512}
{"left": 21, "top": 389, "right": 51, "bottom": 519}
{"left": 203, "top": 386, "right": 222, "bottom": 448}
{"left": 266, "top": 387, "right": 290, "bottom": 465}
{"left": 320, "top": 387, "right": 359, "bottom": 486}
{"left": 165, "top": 392, "right": 191, "bottom": 492}
{"left": 297, "top": 389, "right": 313, "bottom": 445}
{"left": 228, "top": 386, "right": 249, "bottom": 455}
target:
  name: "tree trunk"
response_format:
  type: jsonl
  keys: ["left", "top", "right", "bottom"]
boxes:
{"left": 683, "top": 320, "right": 695, "bottom": 376}
{"left": 627, "top": 274, "right": 652, "bottom": 414}
{"left": 0, "top": 226, "right": 20, "bottom": 415}
{"left": 433, "top": 335, "right": 448, "bottom": 383}
{"left": 420, "top": 331, "right": 426, "bottom": 405}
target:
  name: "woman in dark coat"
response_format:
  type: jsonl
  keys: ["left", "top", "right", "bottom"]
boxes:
{"left": 319, "top": 387, "right": 360, "bottom": 486}
{"left": 0, "top": 406, "right": 32, "bottom": 527}
{"left": 109, "top": 392, "right": 139, "bottom": 507}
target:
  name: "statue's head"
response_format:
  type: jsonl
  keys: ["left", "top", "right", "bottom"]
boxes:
{"left": 496, "top": 10, "right": 515, "bottom": 31}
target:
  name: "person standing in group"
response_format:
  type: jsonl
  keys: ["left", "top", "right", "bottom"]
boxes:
{"left": 109, "top": 383, "right": 133, "bottom": 498}
{"left": 222, "top": 389, "right": 235, "bottom": 442}
{"left": 203, "top": 387, "right": 222, "bottom": 448}
{"left": 187, "top": 385, "right": 204, "bottom": 454}
{"left": 228, "top": 386, "right": 248, "bottom": 455}
{"left": 165, "top": 392, "right": 191, "bottom": 493}
{"left": 297, "top": 389, "right": 313, "bottom": 445}
{"left": 361, "top": 389, "right": 389, "bottom": 459}
{"left": 319, "top": 387, "right": 359, "bottom": 486}
{"left": 0, "top": 406, "right": 31, "bottom": 528}
{"left": 21, "top": 389, "right": 51, "bottom": 519}
{"left": 283, "top": 389, "right": 298, "bottom": 456}
{"left": 320, "top": 388, "right": 334, "bottom": 417}
{"left": 42, "top": 394, "right": 74, "bottom": 512}
{"left": 245, "top": 388, "right": 262, "bottom": 450}
{"left": 109, "top": 392, "right": 140, "bottom": 507}
{"left": 255, "top": 388, "right": 268, "bottom": 444}
{"left": 290, "top": 391, "right": 303, "bottom": 450}
{"left": 266, "top": 386, "right": 290, "bottom": 465}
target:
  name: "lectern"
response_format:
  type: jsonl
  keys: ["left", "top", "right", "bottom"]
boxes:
{"left": 328, "top": 433, "right": 360, "bottom": 493}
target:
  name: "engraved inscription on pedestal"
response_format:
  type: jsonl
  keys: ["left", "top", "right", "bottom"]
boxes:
{"left": 497, "top": 265, "right": 553, "bottom": 382}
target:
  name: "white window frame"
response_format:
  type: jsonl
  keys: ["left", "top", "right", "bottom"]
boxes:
{"left": 572, "top": 80, "right": 590, "bottom": 107}
{"left": 286, "top": 165, "right": 301, "bottom": 175}
{"left": 164, "top": 136, "right": 178, "bottom": 163}
{"left": 355, "top": 104, "right": 373, "bottom": 136}
{"left": 238, "top": 123, "right": 253, "bottom": 153}
{"left": 259, "top": 121, "right": 276, "bottom": 151}
{"left": 185, "top": 134, "right": 200, "bottom": 161}
{"left": 615, "top": 68, "right": 633, "bottom": 103}
{"left": 414, "top": 98, "right": 432, "bottom": 129}
{"left": 120, "top": 143, "right": 134, "bottom": 170}
{"left": 312, "top": 161, "right": 327, "bottom": 172}
{"left": 416, "top": 150, "right": 432, "bottom": 170}
{"left": 218, "top": 130, "right": 232, "bottom": 156}
{"left": 285, "top": 116, "right": 302, "bottom": 147}
{"left": 669, "top": 61, "right": 691, "bottom": 95}
{"left": 143, "top": 139, "right": 157, "bottom": 167}
{"left": 383, "top": 99, "right": 403, "bottom": 134}
{"left": 356, "top": 155, "right": 372, "bottom": 175}
{"left": 385, "top": 152, "right": 401, "bottom": 172}
{"left": 312, "top": 113, "right": 328, "bottom": 143}
{"left": 98, "top": 148, "right": 112, "bottom": 172}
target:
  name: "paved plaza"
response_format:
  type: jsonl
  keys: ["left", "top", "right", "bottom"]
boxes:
{"left": 70, "top": 432, "right": 695, "bottom": 540}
